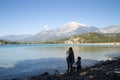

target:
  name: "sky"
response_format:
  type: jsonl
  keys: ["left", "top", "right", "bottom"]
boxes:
{"left": 0, "top": 0, "right": 120, "bottom": 36}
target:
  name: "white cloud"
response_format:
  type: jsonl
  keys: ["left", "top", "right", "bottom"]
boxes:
{"left": 44, "top": 25, "right": 50, "bottom": 31}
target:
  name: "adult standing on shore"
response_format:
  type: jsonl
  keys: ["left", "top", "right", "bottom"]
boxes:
{"left": 66, "top": 47, "right": 75, "bottom": 73}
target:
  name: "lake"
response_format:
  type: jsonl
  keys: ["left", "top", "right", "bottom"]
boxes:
{"left": 0, "top": 44, "right": 120, "bottom": 80}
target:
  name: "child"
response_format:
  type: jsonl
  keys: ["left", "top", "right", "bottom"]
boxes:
{"left": 76, "top": 56, "right": 81, "bottom": 72}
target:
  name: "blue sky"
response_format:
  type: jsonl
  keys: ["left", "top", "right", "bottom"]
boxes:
{"left": 0, "top": 0, "right": 120, "bottom": 36}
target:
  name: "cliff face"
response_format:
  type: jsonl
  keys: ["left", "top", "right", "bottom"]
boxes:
{"left": 0, "top": 40, "right": 6, "bottom": 44}
{"left": 0, "top": 42, "right": 3, "bottom": 44}
{"left": 64, "top": 37, "right": 85, "bottom": 44}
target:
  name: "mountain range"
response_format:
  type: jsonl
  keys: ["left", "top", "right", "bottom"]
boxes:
{"left": 0, "top": 22, "right": 120, "bottom": 42}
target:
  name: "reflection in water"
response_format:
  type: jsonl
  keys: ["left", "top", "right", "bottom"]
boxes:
{"left": 30, "top": 45, "right": 120, "bottom": 60}
{"left": 71, "top": 46, "right": 120, "bottom": 60}
{"left": 0, "top": 58, "right": 98, "bottom": 80}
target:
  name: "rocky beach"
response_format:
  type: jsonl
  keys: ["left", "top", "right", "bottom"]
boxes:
{"left": 28, "top": 57, "right": 120, "bottom": 80}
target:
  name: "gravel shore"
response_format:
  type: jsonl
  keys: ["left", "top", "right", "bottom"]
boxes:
{"left": 28, "top": 57, "right": 120, "bottom": 80}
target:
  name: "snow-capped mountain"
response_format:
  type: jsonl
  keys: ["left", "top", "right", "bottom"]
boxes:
{"left": 59, "top": 22, "right": 87, "bottom": 33}
{"left": 21, "top": 22, "right": 98, "bottom": 42}
{"left": 98, "top": 25, "right": 120, "bottom": 33}
{"left": 13, "top": 22, "right": 94, "bottom": 42}
{"left": 0, "top": 22, "right": 120, "bottom": 42}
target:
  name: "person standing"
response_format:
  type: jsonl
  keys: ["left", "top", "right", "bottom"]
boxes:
{"left": 76, "top": 56, "right": 81, "bottom": 72}
{"left": 66, "top": 47, "right": 75, "bottom": 73}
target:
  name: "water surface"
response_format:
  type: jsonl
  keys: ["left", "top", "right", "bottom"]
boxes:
{"left": 0, "top": 44, "right": 120, "bottom": 79}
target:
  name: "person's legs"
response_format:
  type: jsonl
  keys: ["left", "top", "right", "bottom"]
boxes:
{"left": 67, "top": 63, "right": 70, "bottom": 73}
{"left": 70, "top": 64, "right": 73, "bottom": 73}
{"left": 77, "top": 66, "right": 81, "bottom": 73}
{"left": 67, "top": 62, "right": 73, "bottom": 74}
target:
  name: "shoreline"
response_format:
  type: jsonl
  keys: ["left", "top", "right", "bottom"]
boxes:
{"left": 64, "top": 43, "right": 120, "bottom": 45}
{"left": 28, "top": 57, "right": 120, "bottom": 80}
{"left": 1, "top": 43, "right": 120, "bottom": 45}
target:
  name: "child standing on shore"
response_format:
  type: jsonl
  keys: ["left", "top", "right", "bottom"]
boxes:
{"left": 76, "top": 56, "right": 81, "bottom": 72}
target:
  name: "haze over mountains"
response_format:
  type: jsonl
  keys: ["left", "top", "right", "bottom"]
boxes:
{"left": 0, "top": 22, "right": 120, "bottom": 42}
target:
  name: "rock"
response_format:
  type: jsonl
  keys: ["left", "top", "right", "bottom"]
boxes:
{"left": 28, "top": 58, "right": 120, "bottom": 80}
{"left": 42, "top": 72, "right": 49, "bottom": 76}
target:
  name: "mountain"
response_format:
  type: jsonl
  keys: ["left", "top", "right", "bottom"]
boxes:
{"left": 28, "top": 22, "right": 98, "bottom": 42}
{"left": 0, "top": 34, "right": 31, "bottom": 42}
{"left": 0, "top": 22, "right": 98, "bottom": 42}
{"left": 57, "top": 22, "right": 98, "bottom": 35}
{"left": 98, "top": 25, "right": 120, "bottom": 33}
{"left": 0, "top": 22, "right": 120, "bottom": 42}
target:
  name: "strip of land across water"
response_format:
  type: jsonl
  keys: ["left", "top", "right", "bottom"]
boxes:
{"left": 28, "top": 57, "right": 120, "bottom": 80}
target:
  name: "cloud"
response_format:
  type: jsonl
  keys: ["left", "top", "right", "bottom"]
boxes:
{"left": 44, "top": 25, "right": 50, "bottom": 30}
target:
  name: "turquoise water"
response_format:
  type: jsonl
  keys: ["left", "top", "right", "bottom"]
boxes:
{"left": 0, "top": 44, "right": 120, "bottom": 68}
{"left": 0, "top": 44, "right": 120, "bottom": 79}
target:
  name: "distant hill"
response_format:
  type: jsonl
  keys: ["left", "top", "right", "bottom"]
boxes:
{"left": 0, "top": 40, "right": 19, "bottom": 44}
{"left": 53, "top": 33, "right": 120, "bottom": 44}
{"left": 102, "top": 33, "right": 120, "bottom": 38}
{"left": 98, "top": 25, "right": 120, "bottom": 33}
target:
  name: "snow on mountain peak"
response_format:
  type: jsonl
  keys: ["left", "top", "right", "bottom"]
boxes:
{"left": 60, "top": 22, "right": 87, "bottom": 33}
{"left": 65, "top": 21, "right": 87, "bottom": 27}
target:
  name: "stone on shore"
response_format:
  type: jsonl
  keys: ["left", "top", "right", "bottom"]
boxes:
{"left": 28, "top": 58, "right": 120, "bottom": 80}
